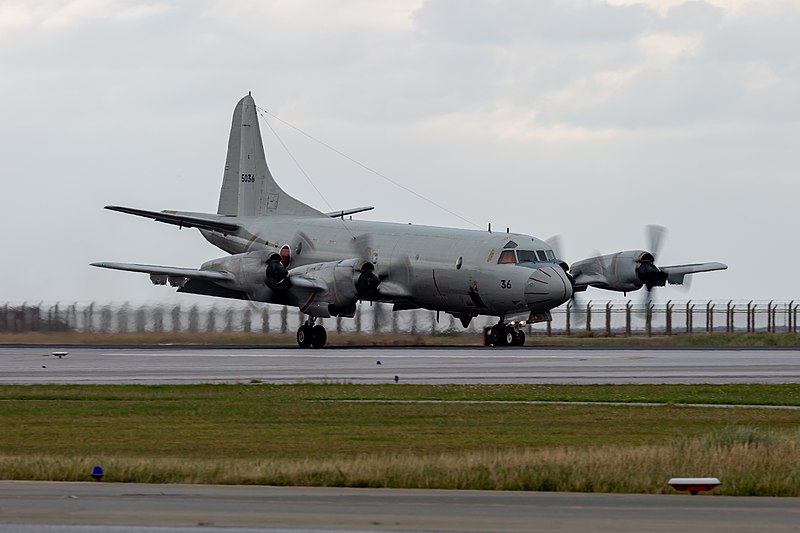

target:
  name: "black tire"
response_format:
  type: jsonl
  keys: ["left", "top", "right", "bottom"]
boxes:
{"left": 490, "top": 325, "right": 505, "bottom": 346}
{"left": 297, "top": 325, "right": 312, "bottom": 348}
{"left": 311, "top": 325, "right": 327, "bottom": 348}
{"left": 515, "top": 329, "right": 526, "bottom": 346}
{"left": 504, "top": 327, "right": 516, "bottom": 346}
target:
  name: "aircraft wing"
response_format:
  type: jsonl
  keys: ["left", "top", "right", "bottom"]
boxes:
{"left": 105, "top": 206, "right": 241, "bottom": 233}
{"left": 661, "top": 262, "right": 728, "bottom": 285}
{"left": 91, "top": 262, "right": 234, "bottom": 282}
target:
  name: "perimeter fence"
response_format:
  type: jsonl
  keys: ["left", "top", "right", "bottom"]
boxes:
{"left": 1, "top": 300, "right": 798, "bottom": 337}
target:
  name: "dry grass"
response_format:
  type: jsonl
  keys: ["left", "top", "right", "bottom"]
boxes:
{"left": 2, "top": 427, "right": 799, "bottom": 495}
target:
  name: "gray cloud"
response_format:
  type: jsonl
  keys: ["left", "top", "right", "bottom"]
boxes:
{"left": 413, "top": 0, "right": 652, "bottom": 44}
{"left": 0, "top": 0, "right": 798, "bottom": 303}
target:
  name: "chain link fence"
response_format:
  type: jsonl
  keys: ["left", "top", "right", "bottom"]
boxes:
{"left": 1, "top": 300, "right": 798, "bottom": 336}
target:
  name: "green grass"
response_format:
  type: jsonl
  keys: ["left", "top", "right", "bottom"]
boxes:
{"left": 2, "top": 384, "right": 800, "bottom": 494}
{"left": 2, "top": 331, "right": 799, "bottom": 346}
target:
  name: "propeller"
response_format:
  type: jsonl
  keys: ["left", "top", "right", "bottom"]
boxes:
{"left": 355, "top": 264, "right": 381, "bottom": 297}
{"left": 636, "top": 225, "right": 669, "bottom": 314}
{"left": 350, "top": 233, "right": 414, "bottom": 300}
{"left": 265, "top": 259, "right": 290, "bottom": 288}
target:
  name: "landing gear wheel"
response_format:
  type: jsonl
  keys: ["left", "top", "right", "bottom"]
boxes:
{"left": 490, "top": 325, "right": 506, "bottom": 346}
{"left": 311, "top": 325, "right": 327, "bottom": 348}
{"left": 514, "top": 329, "right": 525, "bottom": 346}
{"left": 504, "top": 326, "right": 516, "bottom": 346}
{"left": 297, "top": 325, "right": 312, "bottom": 348}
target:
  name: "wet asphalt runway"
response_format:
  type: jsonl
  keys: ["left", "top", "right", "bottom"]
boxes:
{"left": 1, "top": 481, "right": 799, "bottom": 533}
{"left": 1, "top": 345, "right": 800, "bottom": 384}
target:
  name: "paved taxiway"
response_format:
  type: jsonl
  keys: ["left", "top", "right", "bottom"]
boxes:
{"left": 2, "top": 481, "right": 799, "bottom": 533}
{"left": 2, "top": 345, "right": 800, "bottom": 384}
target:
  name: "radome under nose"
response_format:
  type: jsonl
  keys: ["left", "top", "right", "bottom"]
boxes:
{"left": 525, "top": 265, "right": 573, "bottom": 310}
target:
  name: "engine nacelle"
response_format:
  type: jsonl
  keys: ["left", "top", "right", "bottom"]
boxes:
{"left": 570, "top": 250, "right": 663, "bottom": 293}
{"left": 288, "top": 258, "right": 380, "bottom": 317}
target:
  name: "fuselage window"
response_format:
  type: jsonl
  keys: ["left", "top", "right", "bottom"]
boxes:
{"left": 497, "top": 250, "right": 516, "bottom": 264}
{"left": 516, "top": 250, "right": 537, "bottom": 263}
{"left": 536, "top": 250, "right": 548, "bottom": 261}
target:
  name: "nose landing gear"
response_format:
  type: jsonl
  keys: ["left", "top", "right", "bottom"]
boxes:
{"left": 488, "top": 322, "right": 526, "bottom": 347}
{"left": 297, "top": 318, "right": 327, "bottom": 348}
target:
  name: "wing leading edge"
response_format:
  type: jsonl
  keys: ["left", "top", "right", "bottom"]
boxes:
{"left": 91, "top": 262, "right": 233, "bottom": 282}
{"left": 661, "top": 261, "right": 727, "bottom": 285}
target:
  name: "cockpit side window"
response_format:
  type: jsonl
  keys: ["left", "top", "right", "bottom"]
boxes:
{"left": 497, "top": 250, "right": 516, "bottom": 264}
{"left": 546, "top": 249, "right": 556, "bottom": 260}
{"left": 536, "top": 250, "right": 548, "bottom": 261}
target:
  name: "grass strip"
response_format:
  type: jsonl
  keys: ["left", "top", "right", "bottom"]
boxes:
{"left": 2, "top": 384, "right": 800, "bottom": 495}
{"left": 2, "top": 331, "right": 799, "bottom": 346}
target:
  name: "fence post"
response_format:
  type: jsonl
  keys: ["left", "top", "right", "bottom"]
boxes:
{"left": 225, "top": 307, "right": 234, "bottom": 331}
{"left": 746, "top": 301, "right": 753, "bottom": 333}
{"left": 206, "top": 306, "right": 216, "bottom": 332}
{"left": 188, "top": 305, "right": 199, "bottom": 332}
{"left": 280, "top": 306, "right": 288, "bottom": 334}
{"left": 242, "top": 308, "right": 251, "bottom": 333}
{"left": 646, "top": 303, "right": 653, "bottom": 337}
{"left": 585, "top": 301, "right": 592, "bottom": 334}
{"left": 118, "top": 303, "right": 129, "bottom": 333}
{"left": 665, "top": 300, "right": 672, "bottom": 336}
{"left": 372, "top": 302, "right": 381, "bottom": 333}
{"left": 625, "top": 301, "right": 632, "bottom": 337}
{"left": 787, "top": 301, "right": 794, "bottom": 333}
{"left": 707, "top": 302, "right": 715, "bottom": 333}
{"left": 685, "top": 301, "right": 691, "bottom": 335}
{"left": 153, "top": 306, "right": 163, "bottom": 332}
{"left": 565, "top": 301, "right": 571, "bottom": 336}
{"left": 605, "top": 302, "right": 612, "bottom": 336}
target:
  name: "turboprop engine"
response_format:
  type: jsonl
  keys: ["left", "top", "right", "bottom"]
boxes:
{"left": 287, "top": 258, "right": 381, "bottom": 317}
{"left": 198, "top": 252, "right": 381, "bottom": 317}
{"left": 569, "top": 250, "right": 668, "bottom": 293}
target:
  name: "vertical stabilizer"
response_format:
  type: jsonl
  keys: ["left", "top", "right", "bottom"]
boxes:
{"left": 217, "top": 94, "right": 324, "bottom": 217}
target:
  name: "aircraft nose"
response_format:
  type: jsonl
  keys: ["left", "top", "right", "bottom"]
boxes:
{"left": 525, "top": 265, "right": 573, "bottom": 310}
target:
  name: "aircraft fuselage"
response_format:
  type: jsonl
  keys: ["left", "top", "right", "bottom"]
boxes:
{"left": 200, "top": 215, "right": 573, "bottom": 320}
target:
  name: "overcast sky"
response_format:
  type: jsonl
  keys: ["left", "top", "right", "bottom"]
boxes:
{"left": 1, "top": 0, "right": 797, "bottom": 306}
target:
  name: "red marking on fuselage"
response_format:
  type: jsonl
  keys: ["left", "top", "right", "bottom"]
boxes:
{"left": 244, "top": 234, "right": 259, "bottom": 252}
{"left": 299, "top": 293, "right": 316, "bottom": 313}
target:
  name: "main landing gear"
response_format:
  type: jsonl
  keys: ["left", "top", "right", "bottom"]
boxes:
{"left": 297, "top": 317, "right": 327, "bottom": 349}
{"left": 489, "top": 322, "right": 525, "bottom": 347}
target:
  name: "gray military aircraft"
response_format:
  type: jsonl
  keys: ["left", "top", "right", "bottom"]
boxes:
{"left": 93, "top": 94, "right": 727, "bottom": 348}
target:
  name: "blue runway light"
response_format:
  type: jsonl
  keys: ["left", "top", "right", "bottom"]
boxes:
{"left": 90, "top": 465, "right": 104, "bottom": 481}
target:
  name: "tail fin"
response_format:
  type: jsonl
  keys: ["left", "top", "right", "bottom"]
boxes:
{"left": 217, "top": 93, "right": 324, "bottom": 217}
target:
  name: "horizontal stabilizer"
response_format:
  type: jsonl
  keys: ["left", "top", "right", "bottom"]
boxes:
{"left": 91, "top": 262, "right": 233, "bottom": 282}
{"left": 325, "top": 206, "right": 374, "bottom": 218}
{"left": 105, "top": 206, "right": 240, "bottom": 233}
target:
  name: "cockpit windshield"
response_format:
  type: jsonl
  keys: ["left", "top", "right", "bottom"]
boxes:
{"left": 502, "top": 249, "right": 556, "bottom": 264}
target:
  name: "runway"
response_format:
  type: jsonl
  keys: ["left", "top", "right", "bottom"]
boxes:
{"left": 1, "top": 345, "right": 800, "bottom": 384}
{"left": 1, "top": 481, "right": 799, "bottom": 533}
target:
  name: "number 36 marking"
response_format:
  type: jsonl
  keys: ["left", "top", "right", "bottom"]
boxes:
{"left": 501, "top": 280, "right": 512, "bottom": 289}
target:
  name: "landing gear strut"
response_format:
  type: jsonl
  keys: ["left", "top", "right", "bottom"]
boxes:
{"left": 297, "top": 318, "right": 327, "bottom": 348}
{"left": 489, "top": 322, "right": 525, "bottom": 347}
